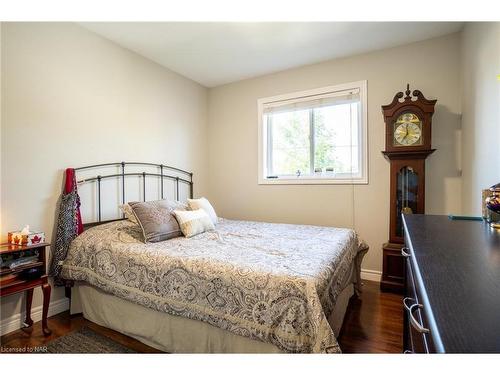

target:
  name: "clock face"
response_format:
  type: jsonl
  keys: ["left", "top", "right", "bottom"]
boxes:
{"left": 393, "top": 113, "right": 423, "bottom": 147}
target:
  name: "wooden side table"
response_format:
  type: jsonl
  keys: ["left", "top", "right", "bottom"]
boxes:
{"left": 0, "top": 242, "right": 52, "bottom": 335}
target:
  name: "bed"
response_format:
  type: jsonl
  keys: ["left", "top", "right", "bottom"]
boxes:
{"left": 59, "top": 162, "right": 368, "bottom": 353}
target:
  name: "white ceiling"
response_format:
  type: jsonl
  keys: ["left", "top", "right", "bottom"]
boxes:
{"left": 80, "top": 22, "right": 463, "bottom": 88}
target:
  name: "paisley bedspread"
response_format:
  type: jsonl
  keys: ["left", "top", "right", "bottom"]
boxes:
{"left": 61, "top": 218, "right": 365, "bottom": 353}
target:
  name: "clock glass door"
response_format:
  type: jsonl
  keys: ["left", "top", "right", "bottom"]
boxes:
{"left": 396, "top": 166, "right": 418, "bottom": 238}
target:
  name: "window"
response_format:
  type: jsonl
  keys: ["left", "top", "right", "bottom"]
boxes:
{"left": 258, "top": 81, "right": 368, "bottom": 184}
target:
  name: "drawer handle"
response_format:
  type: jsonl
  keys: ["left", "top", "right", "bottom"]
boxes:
{"left": 409, "top": 303, "right": 430, "bottom": 334}
{"left": 403, "top": 297, "right": 414, "bottom": 312}
{"left": 401, "top": 247, "right": 411, "bottom": 257}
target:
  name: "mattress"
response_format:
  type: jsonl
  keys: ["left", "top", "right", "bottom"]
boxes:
{"left": 61, "top": 218, "right": 366, "bottom": 353}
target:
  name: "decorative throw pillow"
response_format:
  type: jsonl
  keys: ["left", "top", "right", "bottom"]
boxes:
{"left": 118, "top": 203, "right": 138, "bottom": 224}
{"left": 166, "top": 199, "right": 189, "bottom": 211}
{"left": 173, "top": 209, "right": 215, "bottom": 238}
{"left": 187, "top": 197, "right": 218, "bottom": 225}
{"left": 129, "top": 200, "right": 184, "bottom": 243}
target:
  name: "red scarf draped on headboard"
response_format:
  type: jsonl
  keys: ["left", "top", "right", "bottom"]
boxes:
{"left": 64, "top": 168, "right": 83, "bottom": 235}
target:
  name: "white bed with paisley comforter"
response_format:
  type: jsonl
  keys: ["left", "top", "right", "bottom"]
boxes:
{"left": 61, "top": 218, "right": 368, "bottom": 353}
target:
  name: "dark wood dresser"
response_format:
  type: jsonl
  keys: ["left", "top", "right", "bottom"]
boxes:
{"left": 402, "top": 214, "right": 500, "bottom": 353}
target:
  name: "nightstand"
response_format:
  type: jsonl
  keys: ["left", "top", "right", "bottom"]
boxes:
{"left": 0, "top": 242, "right": 52, "bottom": 335}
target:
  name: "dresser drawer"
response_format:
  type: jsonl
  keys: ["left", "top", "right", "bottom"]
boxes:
{"left": 402, "top": 239, "right": 436, "bottom": 353}
{"left": 404, "top": 256, "right": 429, "bottom": 353}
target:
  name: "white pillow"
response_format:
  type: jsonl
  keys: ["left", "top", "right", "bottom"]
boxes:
{"left": 173, "top": 209, "right": 215, "bottom": 238}
{"left": 188, "top": 197, "right": 218, "bottom": 225}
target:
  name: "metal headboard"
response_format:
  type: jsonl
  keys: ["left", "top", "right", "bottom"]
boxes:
{"left": 75, "top": 161, "right": 193, "bottom": 228}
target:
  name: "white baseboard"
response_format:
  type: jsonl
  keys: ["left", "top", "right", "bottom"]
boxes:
{"left": 0, "top": 297, "right": 69, "bottom": 336}
{"left": 361, "top": 268, "right": 382, "bottom": 282}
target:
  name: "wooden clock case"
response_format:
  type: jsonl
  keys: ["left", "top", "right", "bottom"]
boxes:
{"left": 380, "top": 85, "right": 436, "bottom": 292}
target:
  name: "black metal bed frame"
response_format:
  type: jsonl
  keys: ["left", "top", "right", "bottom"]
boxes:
{"left": 75, "top": 161, "right": 193, "bottom": 227}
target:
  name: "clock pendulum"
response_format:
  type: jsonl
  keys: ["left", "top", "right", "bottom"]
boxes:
{"left": 401, "top": 167, "right": 414, "bottom": 215}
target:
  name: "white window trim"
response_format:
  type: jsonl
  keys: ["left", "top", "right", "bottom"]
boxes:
{"left": 257, "top": 80, "right": 368, "bottom": 185}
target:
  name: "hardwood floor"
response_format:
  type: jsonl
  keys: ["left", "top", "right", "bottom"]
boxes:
{"left": 0, "top": 280, "right": 402, "bottom": 353}
{"left": 0, "top": 310, "right": 162, "bottom": 353}
{"left": 338, "top": 280, "right": 403, "bottom": 353}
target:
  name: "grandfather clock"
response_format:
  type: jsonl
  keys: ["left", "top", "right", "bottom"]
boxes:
{"left": 381, "top": 84, "right": 436, "bottom": 292}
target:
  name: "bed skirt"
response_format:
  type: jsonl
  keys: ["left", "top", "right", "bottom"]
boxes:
{"left": 70, "top": 281, "right": 355, "bottom": 353}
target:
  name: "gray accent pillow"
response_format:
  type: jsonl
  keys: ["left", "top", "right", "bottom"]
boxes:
{"left": 129, "top": 200, "right": 185, "bottom": 243}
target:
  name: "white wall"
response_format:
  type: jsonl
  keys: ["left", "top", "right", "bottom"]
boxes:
{"left": 461, "top": 22, "right": 500, "bottom": 214}
{"left": 0, "top": 23, "right": 208, "bottom": 327}
{"left": 207, "top": 33, "right": 462, "bottom": 275}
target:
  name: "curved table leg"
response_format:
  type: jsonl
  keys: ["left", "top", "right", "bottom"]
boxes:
{"left": 41, "top": 283, "right": 52, "bottom": 336}
{"left": 23, "top": 288, "right": 34, "bottom": 328}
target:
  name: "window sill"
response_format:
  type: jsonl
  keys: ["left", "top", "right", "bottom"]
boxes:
{"left": 258, "top": 176, "right": 368, "bottom": 185}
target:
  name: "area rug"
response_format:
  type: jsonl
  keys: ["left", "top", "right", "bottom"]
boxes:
{"left": 46, "top": 326, "right": 136, "bottom": 353}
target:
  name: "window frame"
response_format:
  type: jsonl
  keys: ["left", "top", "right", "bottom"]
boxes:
{"left": 257, "top": 80, "right": 368, "bottom": 185}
